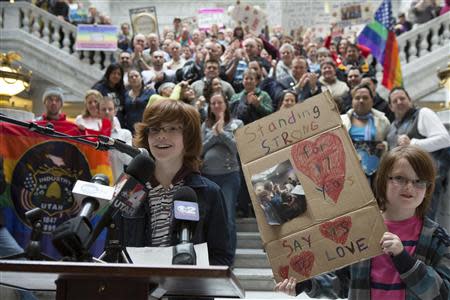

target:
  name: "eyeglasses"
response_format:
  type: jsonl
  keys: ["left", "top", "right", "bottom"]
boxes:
{"left": 388, "top": 176, "right": 429, "bottom": 189}
{"left": 146, "top": 125, "right": 183, "bottom": 136}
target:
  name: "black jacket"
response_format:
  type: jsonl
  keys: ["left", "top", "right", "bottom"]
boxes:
{"left": 114, "top": 172, "right": 234, "bottom": 266}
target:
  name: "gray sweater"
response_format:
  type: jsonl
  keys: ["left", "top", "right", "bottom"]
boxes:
{"left": 201, "top": 119, "right": 243, "bottom": 175}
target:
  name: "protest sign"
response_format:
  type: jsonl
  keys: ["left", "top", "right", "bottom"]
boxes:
{"left": 75, "top": 25, "right": 118, "bottom": 51}
{"left": 330, "top": 2, "right": 373, "bottom": 28}
{"left": 228, "top": 3, "right": 267, "bottom": 34}
{"left": 68, "top": 5, "right": 87, "bottom": 24}
{"left": 181, "top": 16, "right": 198, "bottom": 30}
{"left": 235, "top": 92, "right": 386, "bottom": 283}
{"left": 198, "top": 8, "right": 227, "bottom": 31}
{"left": 129, "top": 7, "right": 159, "bottom": 36}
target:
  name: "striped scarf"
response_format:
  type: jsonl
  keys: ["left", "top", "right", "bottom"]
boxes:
{"left": 352, "top": 111, "right": 375, "bottom": 141}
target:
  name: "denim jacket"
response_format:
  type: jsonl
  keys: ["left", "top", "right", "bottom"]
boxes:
{"left": 114, "top": 172, "right": 234, "bottom": 266}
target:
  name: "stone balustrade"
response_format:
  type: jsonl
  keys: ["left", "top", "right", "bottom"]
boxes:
{"left": 397, "top": 13, "right": 450, "bottom": 64}
{"left": 0, "top": 2, "right": 118, "bottom": 70}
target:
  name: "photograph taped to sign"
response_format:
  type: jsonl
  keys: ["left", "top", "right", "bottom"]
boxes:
{"left": 251, "top": 160, "right": 307, "bottom": 225}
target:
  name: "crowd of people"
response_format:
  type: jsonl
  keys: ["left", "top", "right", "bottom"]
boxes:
{"left": 1, "top": 0, "right": 450, "bottom": 298}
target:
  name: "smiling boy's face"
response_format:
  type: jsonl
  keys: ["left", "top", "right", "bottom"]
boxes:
{"left": 147, "top": 123, "right": 185, "bottom": 165}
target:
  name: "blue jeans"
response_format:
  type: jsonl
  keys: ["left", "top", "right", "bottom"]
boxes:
{"left": 0, "top": 227, "right": 23, "bottom": 258}
{"left": 0, "top": 227, "right": 39, "bottom": 300}
{"left": 204, "top": 172, "right": 241, "bottom": 259}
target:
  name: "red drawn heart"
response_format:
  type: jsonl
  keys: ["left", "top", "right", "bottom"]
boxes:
{"left": 291, "top": 133, "right": 346, "bottom": 203}
{"left": 278, "top": 265, "right": 289, "bottom": 280}
{"left": 319, "top": 216, "right": 352, "bottom": 245}
{"left": 289, "top": 251, "right": 315, "bottom": 278}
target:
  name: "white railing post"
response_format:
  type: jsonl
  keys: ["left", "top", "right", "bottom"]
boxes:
{"left": 42, "top": 19, "right": 51, "bottom": 43}
{"left": 408, "top": 35, "right": 419, "bottom": 62}
{"left": 62, "top": 28, "right": 71, "bottom": 53}
{"left": 22, "top": 8, "right": 31, "bottom": 33}
{"left": 418, "top": 32, "right": 429, "bottom": 57}
{"left": 32, "top": 13, "right": 41, "bottom": 38}
{"left": 442, "top": 22, "right": 450, "bottom": 45}
{"left": 52, "top": 23, "right": 61, "bottom": 48}
{"left": 398, "top": 40, "right": 407, "bottom": 65}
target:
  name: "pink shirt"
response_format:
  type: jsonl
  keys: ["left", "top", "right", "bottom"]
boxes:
{"left": 370, "top": 215, "right": 423, "bottom": 300}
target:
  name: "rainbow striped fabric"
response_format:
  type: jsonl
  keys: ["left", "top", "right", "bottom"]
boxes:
{"left": 75, "top": 25, "right": 118, "bottom": 51}
{"left": 357, "top": 0, "right": 403, "bottom": 90}
{"left": 0, "top": 119, "right": 112, "bottom": 259}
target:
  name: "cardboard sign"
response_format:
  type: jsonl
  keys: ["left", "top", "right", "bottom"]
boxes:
{"left": 330, "top": 2, "right": 373, "bottom": 28}
{"left": 235, "top": 92, "right": 386, "bottom": 283}
{"left": 198, "top": 8, "right": 226, "bottom": 31}
{"left": 181, "top": 16, "right": 198, "bottom": 30}
{"left": 281, "top": 1, "right": 330, "bottom": 30}
{"left": 267, "top": 205, "right": 385, "bottom": 282}
{"left": 228, "top": 3, "right": 267, "bottom": 34}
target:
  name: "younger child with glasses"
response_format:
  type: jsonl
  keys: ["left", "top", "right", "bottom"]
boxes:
{"left": 275, "top": 145, "right": 450, "bottom": 299}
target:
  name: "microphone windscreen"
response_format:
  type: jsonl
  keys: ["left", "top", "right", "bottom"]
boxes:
{"left": 91, "top": 173, "right": 110, "bottom": 186}
{"left": 173, "top": 186, "right": 199, "bottom": 222}
{"left": 126, "top": 151, "right": 155, "bottom": 183}
{"left": 173, "top": 186, "right": 198, "bottom": 203}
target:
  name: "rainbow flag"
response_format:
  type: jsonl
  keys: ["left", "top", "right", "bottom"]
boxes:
{"left": 75, "top": 25, "right": 118, "bottom": 51}
{"left": 0, "top": 118, "right": 112, "bottom": 259}
{"left": 357, "top": 0, "right": 403, "bottom": 90}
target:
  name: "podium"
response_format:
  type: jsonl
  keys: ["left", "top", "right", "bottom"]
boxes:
{"left": 0, "top": 260, "right": 245, "bottom": 299}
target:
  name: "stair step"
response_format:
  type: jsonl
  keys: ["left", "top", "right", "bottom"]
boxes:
{"left": 234, "top": 249, "right": 270, "bottom": 268}
{"left": 233, "top": 268, "right": 275, "bottom": 291}
{"left": 237, "top": 232, "right": 263, "bottom": 249}
{"left": 236, "top": 217, "right": 259, "bottom": 232}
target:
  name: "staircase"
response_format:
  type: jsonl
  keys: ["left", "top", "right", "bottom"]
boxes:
{"left": 216, "top": 218, "right": 312, "bottom": 299}
{"left": 234, "top": 218, "right": 274, "bottom": 292}
{"left": 0, "top": 2, "right": 113, "bottom": 102}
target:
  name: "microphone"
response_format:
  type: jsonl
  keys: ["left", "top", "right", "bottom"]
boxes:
{"left": 172, "top": 186, "right": 200, "bottom": 265}
{"left": 52, "top": 174, "right": 111, "bottom": 260}
{"left": 97, "top": 135, "right": 148, "bottom": 158}
{"left": 84, "top": 151, "right": 155, "bottom": 251}
{"left": 72, "top": 174, "right": 115, "bottom": 219}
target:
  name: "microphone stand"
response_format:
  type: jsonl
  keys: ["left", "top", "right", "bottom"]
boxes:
{"left": 1, "top": 208, "right": 55, "bottom": 261}
{"left": 97, "top": 220, "right": 132, "bottom": 264}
